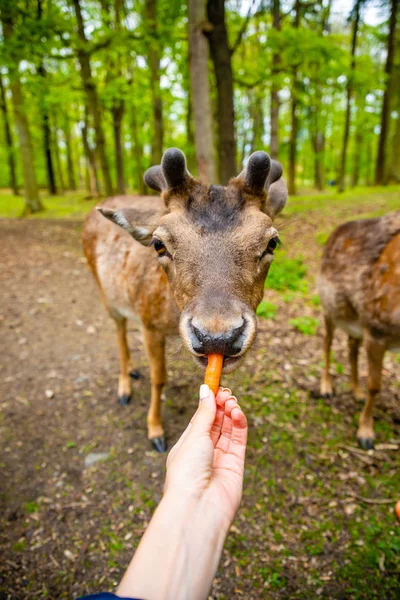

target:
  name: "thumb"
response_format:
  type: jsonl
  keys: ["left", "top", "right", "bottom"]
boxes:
{"left": 190, "top": 384, "right": 217, "bottom": 434}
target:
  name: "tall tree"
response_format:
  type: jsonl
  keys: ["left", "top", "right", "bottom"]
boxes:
{"left": 63, "top": 115, "right": 77, "bottom": 190}
{"left": 0, "top": 2, "right": 43, "bottom": 214}
{"left": 0, "top": 72, "right": 18, "bottom": 195}
{"left": 145, "top": 0, "right": 164, "bottom": 165}
{"left": 72, "top": 0, "right": 113, "bottom": 196}
{"left": 188, "top": 0, "right": 217, "bottom": 184}
{"left": 338, "top": 0, "right": 362, "bottom": 193}
{"left": 37, "top": 0, "right": 57, "bottom": 195}
{"left": 288, "top": 0, "right": 301, "bottom": 195}
{"left": 81, "top": 104, "right": 100, "bottom": 197}
{"left": 389, "top": 113, "right": 400, "bottom": 182}
{"left": 270, "top": 0, "right": 281, "bottom": 159}
{"left": 375, "top": 0, "right": 398, "bottom": 184}
{"left": 207, "top": 0, "right": 236, "bottom": 183}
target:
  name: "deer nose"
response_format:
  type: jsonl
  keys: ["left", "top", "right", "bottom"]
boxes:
{"left": 189, "top": 319, "right": 245, "bottom": 356}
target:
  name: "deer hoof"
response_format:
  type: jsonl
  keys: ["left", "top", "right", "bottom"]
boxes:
{"left": 129, "top": 369, "right": 141, "bottom": 380}
{"left": 151, "top": 436, "right": 167, "bottom": 453}
{"left": 118, "top": 394, "right": 131, "bottom": 406}
{"left": 358, "top": 437, "right": 374, "bottom": 451}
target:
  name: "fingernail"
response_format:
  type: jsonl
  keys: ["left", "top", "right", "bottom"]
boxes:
{"left": 228, "top": 395, "right": 238, "bottom": 403}
{"left": 200, "top": 384, "right": 210, "bottom": 402}
{"left": 222, "top": 387, "right": 231, "bottom": 394}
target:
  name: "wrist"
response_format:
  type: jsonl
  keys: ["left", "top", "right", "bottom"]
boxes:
{"left": 162, "top": 486, "right": 232, "bottom": 536}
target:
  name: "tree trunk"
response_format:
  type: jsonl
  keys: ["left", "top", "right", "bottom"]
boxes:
{"left": 37, "top": 1, "right": 56, "bottom": 195}
{"left": 0, "top": 7, "right": 43, "bottom": 214}
{"left": 389, "top": 113, "right": 400, "bottom": 182}
{"left": 64, "top": 116, "right": 77, "bottom": 190}
{"left": 207, "top": 0, "right": 236, "bottom": 183}
{"left": 312, "top": 132, "right": 325, "bottom": 190}
{"left": 288, "top": 0, "right": 301, "bottom": 195}
{"left": 8, "top": 76, "right": 42, "bottom": 213}
{"left": 250, "top": 93, "right": 264, "bottom": 155}
{"left": 112, "top": 103, "right": 125, "bottom": 194}
{"left": 0, "top": 72, "right": 18, "bottom": 195}
{"left": 52, "top": 122, "right": 65, "bottom": 195}
{"left": 375, "top": 0, "right": 398, "bottom": 184}
{"left": 81, "top": 106, "right": 100, "bottom": 196}
{"left": 351, "top": 127, "right": 363, "bottom": 187}
{"left": 338, "top": 0, "right": 361, "bottom": 193}
{"left": 188, "top": 0, "right": 217, "bottom": 184}
{"left": 37, "top": 63, "right": 57, "bottom": 196}
{"left": 186, "top": 86, "right": 196, "bottom": 173}
{"left": 270, "top": 0, "right": 281, "bottom": 159}
{"left": 131, "top": 105, "right": 146, "bottom": 194}
{"left": 145, "top": 0, "right": 164, "bottom": 165}
{"left": 288, "top": 82, "right": 298, "bottom": 195}
{"left": 72, "top": 0, "right": 113, "bottom": 196}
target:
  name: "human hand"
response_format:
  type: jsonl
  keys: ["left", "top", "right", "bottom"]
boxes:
{"left": 164, "top": 384, "right": 248, "bottom": 527}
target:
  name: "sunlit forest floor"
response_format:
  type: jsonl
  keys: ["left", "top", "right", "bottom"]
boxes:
{"left": 1, "top": 187, "right": 399, "bottom": 599}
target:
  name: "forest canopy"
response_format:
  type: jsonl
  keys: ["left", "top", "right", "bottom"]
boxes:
{"left": 0, "top": 0, "right": 399, "bottom": 215}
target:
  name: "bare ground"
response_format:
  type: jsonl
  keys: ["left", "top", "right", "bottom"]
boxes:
{"left": 0, "top": 216, "right": 399, "bottom": 599}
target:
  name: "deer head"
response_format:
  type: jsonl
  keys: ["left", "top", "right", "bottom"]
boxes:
{"left": 98, "top": 148, "right": 287, "bottom": 372}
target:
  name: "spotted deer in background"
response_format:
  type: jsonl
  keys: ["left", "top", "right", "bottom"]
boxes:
{"left": 318, "top": 211, "right": 400, "bottom": 449}
{"left": 83, "top": 148, "right": 287, "bottom": 451}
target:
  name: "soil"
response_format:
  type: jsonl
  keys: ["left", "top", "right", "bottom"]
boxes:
{"left": 0, "top": 217, "right": 399, "bottom": 599}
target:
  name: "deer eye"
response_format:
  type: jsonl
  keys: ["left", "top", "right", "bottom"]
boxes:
{"left": 153, "top": 239, "right": 166, "bottom": 255}
{"left": 153, "top": 238, "right": 173, "bottom": 260}
{"left": 261, "top": 236, "right": 281, "bottom": 259}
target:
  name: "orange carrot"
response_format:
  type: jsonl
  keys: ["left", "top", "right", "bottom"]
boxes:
{"left": 395, "top": 500, "right": 400, "bottom": 520}
{"left": 204, "top": 353, "right": 224, "bottom": 396}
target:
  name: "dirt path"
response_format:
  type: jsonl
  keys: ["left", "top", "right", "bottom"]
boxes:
{"left": 1, "top": 218, "right": 399, "bottom": 599}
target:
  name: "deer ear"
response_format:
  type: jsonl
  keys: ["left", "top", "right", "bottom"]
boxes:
{"left": 97, "top": 207, "right": 154, "bottom": 246}
{"left": 231, "top": 151, "right": 271, "bottom": 195}
{"left": 144, "top": 166, "right": 167, "bottom": 192}
{"left": 244, "top": 151, "right": 271, "bottom": 193}
{"left": 144, "top": 148, "right": 193, "bottom": 194}
{"left": 263, "top": 160, "right": 287, "bottom": 220}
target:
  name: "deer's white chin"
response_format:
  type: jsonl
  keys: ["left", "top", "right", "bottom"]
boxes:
{"left": 194, "top": 355, "right": 242, "bottom": 373}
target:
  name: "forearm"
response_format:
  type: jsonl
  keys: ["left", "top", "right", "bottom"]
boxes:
{"left": 117, "top": 491, "right": 230, "bottom": 600}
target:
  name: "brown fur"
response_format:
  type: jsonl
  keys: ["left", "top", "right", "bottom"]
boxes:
{"left": 82, "top": 150, "right": 287, "bottom": 449}
{"left": 317, "top": 210, "right": 400, "bottom": 448}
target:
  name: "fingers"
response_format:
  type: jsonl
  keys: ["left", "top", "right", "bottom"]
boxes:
{"left": 215, "top": 398, "right": 237, "bottom": 452}
{"left": 229, "top": 405, "right": 248, "bottom": 457}
{"left": 189, "top": 384, "right": 217, "bottom": 435}
{"left": 215, "top": 397, "right": 247, "bottom": 455}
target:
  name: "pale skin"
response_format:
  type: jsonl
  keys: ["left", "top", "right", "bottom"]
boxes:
{"left": 116, "top": 384, "right": 248, "bottom": 600}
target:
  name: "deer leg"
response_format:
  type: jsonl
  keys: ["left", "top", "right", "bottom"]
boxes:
{"left": 348, "top": 335, "right": 363, "bottom": 400}
{"left": 320, "top": 316, "right": 334, "bottom": 398}
{"left": 357, "top": 335, "right": 385, "bottom": 450}
{"left": 142, "top": 326, "right": 167, "bottom": 453}
{"left": 115, "top": 317, "right": 132, "bottom": 406}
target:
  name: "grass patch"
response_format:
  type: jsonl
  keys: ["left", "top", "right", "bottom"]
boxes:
{"left": 289, "top": 316, "right": 319, "bottom": 335}
{"left": 266, "top": 254, "right": 308, "bottom": 293}
{"left": 23, "top": 501, "right": 39, "bottom": 514}
{"left": 256, "top": 301, "right": 277, "bottom": 319}
{"left": 0, "top": 190, "right": 97, "bottom": 219}
{"left": 12, "top": 540, "right": 27, "bottom": 551}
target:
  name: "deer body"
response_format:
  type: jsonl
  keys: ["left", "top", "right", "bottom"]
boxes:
{"left": 83, "top": 149, "right": 287, "bottom": 451}
{"left": 318, "top": 210, "right": 400, "bottom": 449}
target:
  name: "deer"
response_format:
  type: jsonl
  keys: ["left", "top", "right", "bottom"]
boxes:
{"left": 82, "top": 148, "right": 287, "bottom": 452}
{"left": 318, "top": 210, "right": 400, "bottom": 449}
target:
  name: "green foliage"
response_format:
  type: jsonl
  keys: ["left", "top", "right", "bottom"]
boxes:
{"left": 0, "top": 191, "right": 95, "bottom": 219}
{"left": 12, "top": 541, "right": 27, "bottom": 552}
{"left": 256, "top": 301, "right": 277, "bottom": 320}
{"left": 23, "top": 501, "right": 39, "bottom": 514}
{"left": 289, "top": 316, "right": 319, "bottom": 335}
{"left": 266, "top": 255, "right": 308, "bottom": 293}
